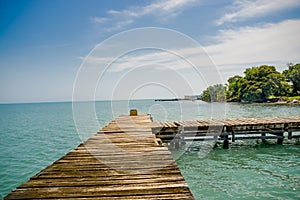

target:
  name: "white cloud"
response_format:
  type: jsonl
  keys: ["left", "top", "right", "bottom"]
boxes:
{"left": 94, "top": 0, "right": 198, "bottom": 31}
{"left": 83, "top": 50, "right": 185, "bottom": 72}
{"left": 216, "top": 0, "right": 300, "bottom": 25}
{"left": 205, "top": 19, "right": 300, "bottom": 77}
{"left": 104, "top": 20, "right": 134, "bottom": 32}
{"left": 90, "top": 17, "right": 109, "bottom": 24}
{"left": 108, "top": 0, "right": 197, "bottom": 18}
{"left": 83, "top": 46, "right": 212, "bottom": 73}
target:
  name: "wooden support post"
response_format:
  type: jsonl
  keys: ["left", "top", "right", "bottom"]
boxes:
{"left": 231, "top": 131, "right": 235, "bottom": 142}
{"left": 288, "top": 130, "right": 292, "bottom": 139}
{"left": 277, "top": 132, "right": 284, "bottom": 145}
{"left": 261, "top": 132, "right": 266, "bottom": 143}
{"left": 175, "top": 125, "right": 185, "bottom": 149}
{"left": 213, "top": 135, "right": 218, "bottom": 140}
{"left": 174, "top": 139, "right": 180, "bottom": 150}
{"left": 223, "top": 135, "right": 229, "bottom": 149}
{"left": 170, "top": 141, "right": 175, "bottom": 149}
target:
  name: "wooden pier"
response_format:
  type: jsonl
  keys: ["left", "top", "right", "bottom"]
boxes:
{"left": 151, "top": 116, "right": 300, "bottom": 149}
{"left": 4, "top": 114, "right": 194, "bottom": 199}
{"left": 5, "top": 113, "right": 300, "bottom": 199}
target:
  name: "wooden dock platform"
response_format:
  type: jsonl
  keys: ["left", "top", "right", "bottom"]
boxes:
{"left": 4, "top": 114, "right": 194, "bottom": 199}
{"left": 151, "top": 116, "right": 300, "bottom": 148}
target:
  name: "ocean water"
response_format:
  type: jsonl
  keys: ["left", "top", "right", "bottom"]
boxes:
{"left": 0, "top": 100, "right": 300, "bottom": 199}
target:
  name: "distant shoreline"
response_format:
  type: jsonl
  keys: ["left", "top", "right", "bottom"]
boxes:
{"left": 154, "top": 98, "right": 300, "bottom": 105}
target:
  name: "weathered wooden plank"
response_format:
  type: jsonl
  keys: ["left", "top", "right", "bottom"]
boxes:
{"left": 32, "top": 166, "right": 183, "bottom": 177}
{"left": 50, "top": 193, "right": 193, "bottom": 200}
{"left": 5, "top": 184, "right": 192, "bottom": 199}
{"left": 20, "top": 176, "right": 186, "bottom": 188}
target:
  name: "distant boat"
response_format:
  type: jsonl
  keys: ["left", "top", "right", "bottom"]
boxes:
{"left": 154, "top": 98, "right": 179, "bottom": 101}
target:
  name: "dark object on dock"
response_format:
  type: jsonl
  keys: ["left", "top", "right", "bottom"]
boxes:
{"left": 151, "top": 117, "right": 300, "bottom": 149}
{"left": 4, "top": 112, "right": 194, "bottom": 200}
{"left": 129, "top": 108, "right": 138, "bottom": 116}
{"left": 155, "top": 98, "right": 179, "bottom": 101}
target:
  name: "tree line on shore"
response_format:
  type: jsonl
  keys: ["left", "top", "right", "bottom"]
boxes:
{"left": 200, "top": 63, "right": 300, "bottom": 103}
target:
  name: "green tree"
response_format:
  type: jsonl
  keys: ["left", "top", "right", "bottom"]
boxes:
{"left": 203, "top": 64, "right": 293, "bottom": 103}
{"left": 201, "top": 84, "right": 226, "bottom": 102}
{"left": 227, "top": 75, "right": 243, "bottom": 102}
{"left": 283, "top": 63, "right": 300, "bottom": 95}
{"left": 228, "top": 65, "right": 290, "bottom": 102}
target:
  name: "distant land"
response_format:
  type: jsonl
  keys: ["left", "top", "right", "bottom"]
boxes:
{"left": 200, "top": 64, "right": 300, "bottom": 104}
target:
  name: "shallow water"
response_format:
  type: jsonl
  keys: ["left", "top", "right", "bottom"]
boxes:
{"left": 174, "top": 142, "right": 300, "bottom": 199}
{"left": 0, "top": 100, "right": 299, "bottom": 199}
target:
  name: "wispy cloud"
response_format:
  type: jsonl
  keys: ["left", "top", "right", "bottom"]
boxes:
{"left": 90, "top": 17, "right": 109, "bottom": 24}
{"left": 216, "top": 0, "right": 300, "bottom": 25}
{"left": 82, "top": 46, "right": 213, "bottom": 73}
{"left": 92, "top": 0, "right": 198, "bottom": 31}
{"left": 107, "top": 0, "right": 197, "bottom": 18}
{"left": 206, "top": 19, "right": 300, "bottom": 76}
{"left": 104, "top": 20, "right": 134, "bottom": 32}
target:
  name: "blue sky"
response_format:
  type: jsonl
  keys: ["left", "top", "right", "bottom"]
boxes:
{"left": 1, "top": 0, "right": 300, "bottom": 103}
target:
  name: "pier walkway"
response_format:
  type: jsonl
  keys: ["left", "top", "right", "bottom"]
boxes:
{"left": 4, "top": 114, "right": 194, "bottom": 199}
{"left": 151, "top": 116, "right": 300, "bottom": 148}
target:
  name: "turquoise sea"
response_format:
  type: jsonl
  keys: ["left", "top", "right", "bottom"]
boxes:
{"left": 0, "top": 100, "right": 300, "bottom": 199}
